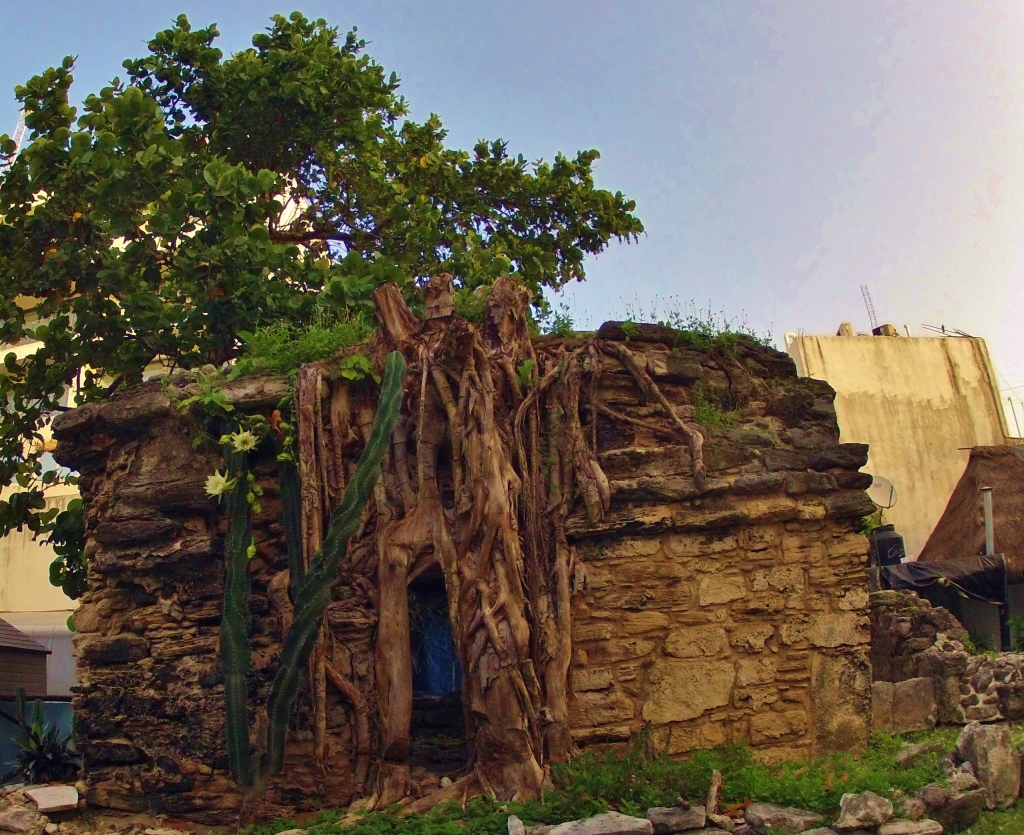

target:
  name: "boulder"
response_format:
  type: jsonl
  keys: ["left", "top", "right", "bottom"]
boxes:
{"left": 0, "top": 810, "right": 40, "bottom": 834}
{"left": 744, "top": 803, "right": 824, "bottom": 834}
{"left": 878, "top": 822, "right": 943, "bottom": 835}
{"left": 931, "top": 789, "right": 985, "bottom": 832}
{"left": 646, "top": 807, "right": 706, "bottom": 833}
{"left": 547, "top": 812, "right": 654, "bottom": 835}
{"left": 955, "top": 721, "right": 1021, "bottom": 809}
{"left": 23, "top": 787, "right": 79, "bottom": 815}
{"left": 917, "top": 785, "right": 949, "bottom": 811}
{"left": 898, "top": 798, "right": 927, "bottom": 821}
{"left": 509, "top": 816, "right": 527, "bottom": 835}
{"left": 834, "top": 791, "right": 894, "bottom": 830}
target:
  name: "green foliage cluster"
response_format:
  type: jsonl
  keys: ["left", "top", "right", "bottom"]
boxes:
{"left": 0, "top": 11, "right": 642, "bottom": 559}
{"left": 691, "top": 383, "right": 740, "bottom": 430}
{"left": 0, "top": 687, "right": 81, "bottom": 784}
{"left": 230, "top": 312, "right": 374, "bottom": 381}
{"left": 622, "top": 298, "right": 773, "bottom": 353}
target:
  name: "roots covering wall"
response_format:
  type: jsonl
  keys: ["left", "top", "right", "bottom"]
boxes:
{"left": 53, "top": 291, "right": 874, "bottom": 824}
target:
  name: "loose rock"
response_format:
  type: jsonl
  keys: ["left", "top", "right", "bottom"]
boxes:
{"left": 509, "top": 816, "right": 527, "bottom": 835}
{"left": 706, "top": 813, "right": 735, "bottom": 831}
{"left": 931, "top": 789, "right": 985, "bottom": 832}
{"left": 894, "top": 741, "right": 947, "bottom": 770}
{"left": 834, "top": 792, "right": 894, "bottom": 830}
{"left": 24, "top": 788, "right": 79, "bottom": 816}
{"left": 547, "top": 812, "right": 654, "bottom": 835}
{"left": 899, "top": 798, "right": 927, "bottom": 821}
{"left": 646, "top": 807, "right": 706, "bottom": 834}
{"left": 0, "top": 810, "right": 41, "bottom": 834}
{"left": 743, "top": 803, "right": 824, "bottom": 834}
{"left": 955, "top": 721, "right": 1022, "bottom": 809}
{"left": 878, "top": 821, "right": 943, "bottom": 835}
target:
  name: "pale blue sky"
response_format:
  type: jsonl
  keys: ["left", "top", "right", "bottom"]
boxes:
{"left": 3, "top": 1, "right": 1023, "bottom": 410}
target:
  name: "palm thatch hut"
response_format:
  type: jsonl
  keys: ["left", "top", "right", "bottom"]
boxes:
{"left": 910, "top": 446, "right": 1024, "bottom": 650}
{"left": 919, "top": 446, "right": 1024, "bottom": 565}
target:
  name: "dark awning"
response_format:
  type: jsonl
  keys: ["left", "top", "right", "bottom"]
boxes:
{"left": 882, "top": 555, "right": 1009, "bottom": 603}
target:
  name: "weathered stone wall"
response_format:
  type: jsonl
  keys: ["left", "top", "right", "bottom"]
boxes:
{"left": 869, "top": 590, "right": 1024, "bottom": 731}
{"left": 53, "top": 333, "right": 874, "bottom": 822}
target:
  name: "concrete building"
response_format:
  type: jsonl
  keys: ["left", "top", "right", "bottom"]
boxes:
{"left": 786, "top": 327, "right": 1012, "bottom": 559}
{"left": 0, "top": 309, "right": 79, "bottom": 701}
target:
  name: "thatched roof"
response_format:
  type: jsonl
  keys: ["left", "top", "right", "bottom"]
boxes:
{"left": 919, "top": 446, "right": 1024, "bottom": 577}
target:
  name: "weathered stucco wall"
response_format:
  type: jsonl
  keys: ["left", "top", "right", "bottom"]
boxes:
{"left": 53, "top": 332, "right": 874, "bottom": 823}
{"left": 786, "top": 334, "right": 1008, "bottom": 558}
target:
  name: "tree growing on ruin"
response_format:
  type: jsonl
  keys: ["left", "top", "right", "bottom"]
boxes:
{"left": 0, "top": 11, "right": 642, "bottom": 553}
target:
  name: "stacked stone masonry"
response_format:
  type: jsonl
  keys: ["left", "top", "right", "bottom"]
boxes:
{"left": 869, "top": 590, "right": 1024, "bottom": 731}
{"left": 52, "top": 332, "right": 874, "bottom": 822}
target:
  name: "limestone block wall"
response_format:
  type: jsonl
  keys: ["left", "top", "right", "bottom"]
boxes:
{"left": 569, "top": 455, "right": 874, "bottom": 764}
{"left": 52, "top": 332, "right": 874, "bottom": 822}
{"left": 869, "top": 590, "right": 1024, "bottom": 730}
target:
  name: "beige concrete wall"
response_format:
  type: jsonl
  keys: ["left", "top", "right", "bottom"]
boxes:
{"left": 0, "top": 489, "right": 79, "bottom": 613}
{"left": 787, "top": 334, "right": 1008, "bottom": 558}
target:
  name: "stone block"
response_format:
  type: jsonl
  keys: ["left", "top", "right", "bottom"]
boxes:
{"left": 749, "top": 710, "right": 808, "bottom": 745}
{"left": 646, "top": 806, "right": 707, "bottom": 833}
{"left": 729, "top": 624, "right": 775, "bottom": 653}
{"left": 80, "top": 633, "right": 150, "bottom": 664}
{"left": 570, "top": 690, "right": 636, "bottom": 727}
{"left": 574, "top": 667, "right": 614, "bottom": 692}
{"left": 642, "top": 659, "right": 735, "bottom": 723}
{"left": 664, "top": 626, "right": 728, "bottom": 658}
{"left": 807, "top": 612, "right": 868, "bottom": 648}
{"left": 623, "top": 611, "right": 670, "bottom": 634}
{"left": 735, "top": 657, "right": 776, "bottom": 687}
{"left": 743, "top": 803, "right": 823, "bottom": 834}
{"left": 750, "top": 566, "right": 804, "bottom": 594}
{"left": 548, "top": 812, "right": 653, "bottom": 835}
{"left": 697, "top": 575, "right": 747, "bottom": 606}
{"left": 872, "top": 680, "right": 895, "bottom": 733}
{"left": 890, "top": 678, "right": 937, "bottom": 734}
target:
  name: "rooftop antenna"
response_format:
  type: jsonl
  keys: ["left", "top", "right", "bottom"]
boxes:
{"left": 860, "top": 285, "right": 879, "bottom": 332}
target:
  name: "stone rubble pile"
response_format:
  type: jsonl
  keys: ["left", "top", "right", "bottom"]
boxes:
{"left": 0, "top": 784, "right": 191, "bottom": 835}
{"left": 870, "top": 590, "right": 1024, "bottom": 730}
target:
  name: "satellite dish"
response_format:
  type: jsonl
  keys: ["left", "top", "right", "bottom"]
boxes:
{"left": 867, "top": 475, "right": 898, "bottom": 509}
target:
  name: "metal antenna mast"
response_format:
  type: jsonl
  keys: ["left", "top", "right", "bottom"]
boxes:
{"left": 1, "top": 113, "right": 26, "bottom": 173}
{"left": 860, "top": 285, "right": 878, "bottom": 332}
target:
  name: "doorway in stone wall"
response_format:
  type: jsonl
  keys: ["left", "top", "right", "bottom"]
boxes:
{"left": 407, "top": 567, "right": 467, "bottom": 782}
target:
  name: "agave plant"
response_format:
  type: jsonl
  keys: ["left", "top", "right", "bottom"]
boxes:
{"left": 1, "top": 688, "right": 81, "bottom": 784}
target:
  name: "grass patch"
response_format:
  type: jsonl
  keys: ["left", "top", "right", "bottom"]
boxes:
{"left": 230, "top": 313, "right": 374, "bottom": 380}
{"left": 236, "top": 731, "right": 955, "bottom": 835}
{"left": 967, "top": 804, "right": 1024, "bottom": 834}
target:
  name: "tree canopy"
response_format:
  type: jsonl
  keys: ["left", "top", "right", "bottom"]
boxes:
{"left": 0, "top": 12, "right": 642, "bottom": 545}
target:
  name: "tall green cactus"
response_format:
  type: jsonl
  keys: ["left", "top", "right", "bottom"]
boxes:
{"left": 265, "top": 350, "right": 406, "bottom": 775}
{"left": 220, "top": 447, "right": 254, "bottom": 786}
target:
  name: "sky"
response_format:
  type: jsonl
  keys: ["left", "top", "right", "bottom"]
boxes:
{"left": 2, "top": 1, "right": 1023, "bottom": 418}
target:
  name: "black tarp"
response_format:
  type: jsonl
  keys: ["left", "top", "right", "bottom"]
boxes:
{"left": 882, "top": 555, "right": 1008, "bottom": 603}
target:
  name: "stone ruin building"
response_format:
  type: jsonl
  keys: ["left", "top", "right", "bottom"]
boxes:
{"left": 52, "top": 284, "right": 876, "bottom": 824}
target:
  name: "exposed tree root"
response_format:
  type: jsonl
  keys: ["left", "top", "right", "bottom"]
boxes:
{"left": 289, "top": 276, "right": 706, "bottom": 810}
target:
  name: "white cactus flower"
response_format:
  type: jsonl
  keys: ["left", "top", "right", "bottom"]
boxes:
{"left": 230, "top": 430, "right": 258, "bottom": 452}
{"left": 205, "top": 469, "right": 235, "bottom": 499}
